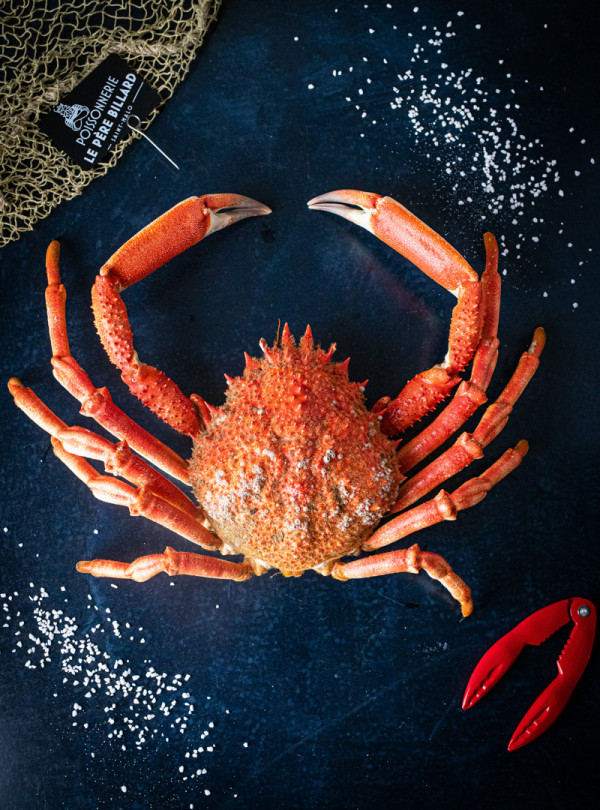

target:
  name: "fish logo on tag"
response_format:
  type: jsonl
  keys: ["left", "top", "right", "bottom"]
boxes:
{"left": 55, "top": 103, "right": 91, "bottom": 131}
{"left": 39, "top": 54, "right": 160, "bottom": 169}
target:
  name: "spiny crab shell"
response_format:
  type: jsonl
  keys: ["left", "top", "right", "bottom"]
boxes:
{"left": 190, "top": 326, "right": 403, "bottom": 575}
{"left": 8, "top": 191, "right": 546, "bottom": 617}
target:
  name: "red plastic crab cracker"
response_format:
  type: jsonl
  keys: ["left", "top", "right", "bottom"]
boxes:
{"left": 463, "top": 598, "right": 596, "bottom": 750}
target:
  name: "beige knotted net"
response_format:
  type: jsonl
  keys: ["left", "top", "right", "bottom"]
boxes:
{"left": 0, "top": 0, "right": 221, "bottom": 248}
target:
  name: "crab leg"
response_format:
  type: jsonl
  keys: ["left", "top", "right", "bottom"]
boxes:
{"left": 77, "top": 547, "right": 253, "bottom": 583}
{"left": 308, "top": 190, "right": 484, "bottom": 434}
{"left": 9, "top": 377, "right": 197, "bottom": 515}
{"left": 54, "top": 427, "right": 199, "bottom": 518}
{"left": 8, "top": 378, "right": 216, "bottom": 547}
{"left": 392, "top": 327, "right": 545, "bottom": 511}
{"left": 332, "top": 544, "right": 473, "bottom": 617}
{"left": 363, "top": 441, "right": 528, "bottom": 555}
{"left": 393, "top": 232, "right": 503, "bottom": 472}
{"left": 91, "top": 194, "right": 270, "bottom": 435}
{"left": 336, "top": 442, "right": 530, "bottom": 617}
{"left": 45, "top": 242, "right": 190, "bottom": 482}
{"left": 55, "top": 440, "right": 219, "bottom": 549}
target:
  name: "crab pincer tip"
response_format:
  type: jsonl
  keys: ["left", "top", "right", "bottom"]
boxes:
{"left": 203, "top": 194, "right": 271, "bottom": 237}
{"left": 206, "top": 193, "right": 271, "bottom": 226}
{"left": 307, "top": 189, "right": 378, "bottom": 210}
{"left": 307, "top": 190, "right": 380, "bottom": 230}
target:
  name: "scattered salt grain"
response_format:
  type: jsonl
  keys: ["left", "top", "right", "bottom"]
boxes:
{"left": 304, "top": 3, "right": 590, "bottom": 304}
{"left": 2, "top": 580, "right": 226, "bottom": 798}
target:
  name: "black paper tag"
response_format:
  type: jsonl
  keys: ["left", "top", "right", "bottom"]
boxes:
{"left": 38, "top": 54, "right": 160, "bottom": 169}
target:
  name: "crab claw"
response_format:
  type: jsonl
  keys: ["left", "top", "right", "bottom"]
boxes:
{"left": 203, "top": 193, "right": 272, "bottom": 238}
{"left": 308, "top": 189, "right": 477, "bottom": 293}
{"left": 309, "top": 189, "right": 486, "bottom": 434}
{"left": 100, "top": 194, "right": 271, "bottom": 289}
{"left": 89, "top": 193, "right": 271, "bottom": 436}
{"left": 307, "top": 189, "right": 382, "bottom": 230}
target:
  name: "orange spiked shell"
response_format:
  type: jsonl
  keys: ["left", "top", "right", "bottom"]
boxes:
{"left": 189, "top": 329, "right": 402, "bottom": 574}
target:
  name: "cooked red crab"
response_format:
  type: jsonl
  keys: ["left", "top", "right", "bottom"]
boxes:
{"left": 9, "top": 190, "right": 545, "bottom": 616}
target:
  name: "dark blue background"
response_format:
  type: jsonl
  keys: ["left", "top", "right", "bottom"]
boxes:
{"left": 1, "top": 1, "right": 598, "bottom": 808}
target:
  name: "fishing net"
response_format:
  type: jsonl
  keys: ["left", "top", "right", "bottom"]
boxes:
{"left": 0, "top": 0, "right": 221, "bottom": 247}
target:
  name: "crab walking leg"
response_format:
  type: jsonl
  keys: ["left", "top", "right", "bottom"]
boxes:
{"left": 308, "top": 190, "right": 484, "bottom": 434}
{"left": 8, "top": 377, "right": 210, "bottom": 536}
{"left": 12, "top": 379, "right": 197, "bottom": 515}
{"left": 363, "top": 441, "right": 528, "bottom": 556}
{"left": 45, "top": 242, "right": 190, "bottom": 482}
{"left": 333, "top": 544, "right": 473, "bottom": 618}
{"left": 92, "top": 194, "right": 271, "bottom": 435}
{"left": 469, "top": 234, "right": 502, "bottom": 391}
{"left": 55, "top": 427, "right": 199, "bottom": 518}
{"left": 52, "top": 439, "right": 220, "bottom": 549}
{"left": 392, "top": 328, "right": 546, "bottom": 511}
{"left": 77, "top": 547, "right": 253, "bottom": 583}
{"left": 394, "top": 233, "right": 503, "bottom": 472}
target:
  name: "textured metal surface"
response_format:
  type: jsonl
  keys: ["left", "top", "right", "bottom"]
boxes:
{"left": 1, "top": 1, "right": 598, "bottom": 808}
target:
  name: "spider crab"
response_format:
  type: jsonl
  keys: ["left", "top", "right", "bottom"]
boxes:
{"left": 9, "top": 190, "right": 545, "bottom": 617}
